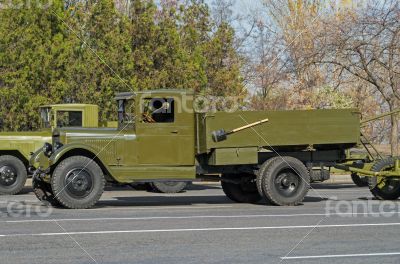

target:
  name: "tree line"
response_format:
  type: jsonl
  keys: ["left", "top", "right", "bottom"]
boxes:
{"left": 240, "top": 0, "right": 399, "bottom": 155}
{"left": 0, "top": 0, "right": 244, "bottom": 130}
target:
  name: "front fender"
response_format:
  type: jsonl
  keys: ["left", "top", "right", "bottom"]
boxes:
{"left": 50, "top": 143, "right": 101, "bottom": 165}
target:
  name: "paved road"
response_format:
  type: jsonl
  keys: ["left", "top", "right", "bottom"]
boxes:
{"left": 0, "top": 183, "right": 399, "bottom": 264}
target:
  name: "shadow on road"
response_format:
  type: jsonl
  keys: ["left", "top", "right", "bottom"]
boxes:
{"left": 95, "top": 195, "right": 234, "bottom": 208}
{"left": 311, "top": 183, "right": 361, "bottom": 189}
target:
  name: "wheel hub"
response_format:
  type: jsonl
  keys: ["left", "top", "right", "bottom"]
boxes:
{"left": 0, "top": 165, "right": 17, "bottom": 186}
{"left": 65, "top": 169, "right": 93, "bottom": 198}
{"left": 275, "top": 172, "right": 299, "bottom": 197}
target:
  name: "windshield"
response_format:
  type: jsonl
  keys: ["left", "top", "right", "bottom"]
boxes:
{"left": 40, "top": 107, "right": 52, "bottom": 129}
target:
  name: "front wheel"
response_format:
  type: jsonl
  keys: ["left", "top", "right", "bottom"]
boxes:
{"left": 0, "top": 155, "right": 27, "bottom": 195}
{"left": 51, "top": 156, "right": 105, "bottom": 209}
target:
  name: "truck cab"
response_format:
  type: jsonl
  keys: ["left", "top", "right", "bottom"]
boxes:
{"left": 39, "top": 104, "right": 99, "bottom": 129}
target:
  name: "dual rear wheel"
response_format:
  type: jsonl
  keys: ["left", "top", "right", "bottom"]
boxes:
{"left": 221, "top": 156, "right": 310, "bottom": 206}
{"left": 257, "top": 157, "right": 310, "bottom": 206}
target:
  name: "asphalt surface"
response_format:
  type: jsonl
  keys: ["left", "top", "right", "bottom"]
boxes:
{"left": 1, "top": 182, "right": 400, "bottom": 264}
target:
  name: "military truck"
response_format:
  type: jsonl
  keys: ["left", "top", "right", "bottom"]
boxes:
{"left": 30, "top": 90, "right": 363, "bottom": 209}
{"left": 0, "top": 104, "right": 99, "bottom": 195}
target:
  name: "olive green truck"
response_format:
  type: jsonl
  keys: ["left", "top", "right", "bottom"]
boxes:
{"left": 31, "top": 89, "right": 366, "bottom": 209}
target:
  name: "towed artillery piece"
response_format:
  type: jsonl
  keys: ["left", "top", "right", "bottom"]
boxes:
{"left": 29, "top": 89, "right": 397, "bottom": 209}
{"left": 334, "top": 109, "right": 400, "bottom": 198}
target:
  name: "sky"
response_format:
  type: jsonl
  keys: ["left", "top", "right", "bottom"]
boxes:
{"left": 205, "top": 0, "right": 265, "bottom": 21}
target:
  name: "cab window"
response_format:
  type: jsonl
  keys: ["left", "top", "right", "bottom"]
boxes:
{"left": 142, "top": 98, "right": 175, "bottom": 123}
{"left": 57, "top": 111, "right": 83, "bottom": 127}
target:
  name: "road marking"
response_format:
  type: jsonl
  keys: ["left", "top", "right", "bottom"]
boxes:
{"left": 86, "top": 205, "right": 233, "bottom": 211}
{"left": 281, "top": 252, "right": 400, "bottom": 260}
{"left": 2, "top": 222, "right": 400, "bottom": 237}
{"left": 5, "top": 211, "right": 400, "bottom": 223}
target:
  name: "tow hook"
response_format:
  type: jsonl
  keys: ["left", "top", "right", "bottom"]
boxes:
{"left": 32, "top": 168, "right": 50, "bottom": 181}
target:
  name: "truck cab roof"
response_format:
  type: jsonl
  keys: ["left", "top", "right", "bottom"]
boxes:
{"left": 40, "top": 104, "right": 98, "bottom": 109}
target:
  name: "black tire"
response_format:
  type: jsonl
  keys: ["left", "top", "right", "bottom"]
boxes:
{"left": 151, "top": 181, "right": 188, "bottom": 193}
{"left": 32, "top": 177, "right": 61, "bottom": 207}
{"left": 0, "top": 155, "right": 27, "bottom": 195}
{"left": 368, "top": 158, "right": 400, "bottom": 200}
{"left": 51, "top": 156, "right": 105, "bottom": 209}
{"left": 221, "top": 174, "right": 262, "bottom": 203}
{"left": 351, "top": 173, "right": 368, "bottom": 187}
{"left": 257, "top": 157, "right": 281, "bottom": 196}
{"left": 261, "top": 156, "right": 310, "bottom": 206}
{"left": 129, "top": 183, "right": 154, "bottom": 191}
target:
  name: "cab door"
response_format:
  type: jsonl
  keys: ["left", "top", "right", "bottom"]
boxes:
{"left": 136, "top": 96, "right": 195, "bottom": 166}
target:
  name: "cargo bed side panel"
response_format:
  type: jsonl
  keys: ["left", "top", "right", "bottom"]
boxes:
{"left": 196, "top": 109, "right": 360, "bottom": 153}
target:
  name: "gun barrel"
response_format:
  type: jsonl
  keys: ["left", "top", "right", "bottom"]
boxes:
{"left": 361, "top": 109, "right": 400, "bottom": 126}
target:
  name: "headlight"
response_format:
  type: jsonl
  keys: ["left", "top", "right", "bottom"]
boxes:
{"left": 43, "top": 143, "right": 53, "bottom": 157}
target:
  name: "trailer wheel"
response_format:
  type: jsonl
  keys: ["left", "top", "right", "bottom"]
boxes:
{"left": 32, "top": 177, "right": 60, "bottom": 207}
{"left": 51, "top": 156, "right": 105, "bottom": 209}
{"left": 221, "top": 174, "right": 262, "bottom": 203}
{"left": 351, "top": 173, "right": 368, "bottom": 187}
{"left": 151, "top": 182, "right": 188, "bottom": 193}
{"left": 0, "top": 155, "right": 27, "bottom": 195}
{"left": 368, "top": 158, "right": 400, "bottom": 200}
{"left": 260, "top": 156, "right": 310, "bottom": 206}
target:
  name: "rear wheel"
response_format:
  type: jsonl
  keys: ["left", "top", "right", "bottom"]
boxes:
{"left": 351, "top": 173, "right": 368, "bottom": 187}
{"left": 0, "top": 155, "right": 27, "bottom": 195}
{"left": 257, "top": 157, "right": 280, "bottom": 196}
{"left": 51, "top": 156, "right": 105, "bottom": 209}
{"left": 260, "top": 156, "right": 309, "bottom": 206}
{"left": 368, "top": 158, "right": 400, "bottom": 200}
{"left": 151, "top": 181, "right": 188, "bottom": 193}
{"left": 221, "top": 174, "right": 262, "bottom": 203}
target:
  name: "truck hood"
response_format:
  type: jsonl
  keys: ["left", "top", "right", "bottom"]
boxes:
{"left": 0, "top": 130, "right": 51, "bottom": 138}
{"left": 55, "top": 127, "right": 135, "bottom": 143}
